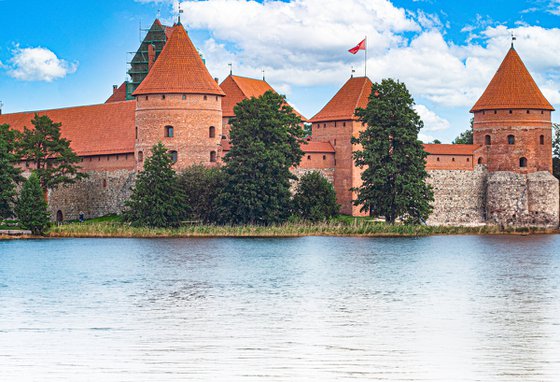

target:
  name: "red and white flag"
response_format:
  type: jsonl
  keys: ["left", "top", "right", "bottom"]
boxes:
{"left": 348, "top": 38, "right": 366, "bottom": 54}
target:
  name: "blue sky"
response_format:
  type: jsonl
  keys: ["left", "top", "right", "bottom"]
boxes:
{"left": 1, "top": 0, "right": 560, "bottom": 142}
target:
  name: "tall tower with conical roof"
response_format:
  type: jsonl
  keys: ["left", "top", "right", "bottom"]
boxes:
{"left": 471, "top": 46, "right": 555, "bottom": 173}
{"left": 132, "top": 23, "right": 224, "bottom": 170}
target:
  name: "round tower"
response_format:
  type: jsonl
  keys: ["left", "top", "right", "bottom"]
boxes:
{"left": 471, "top": 46, "right": 555, "bottom": 173}
{"left": 132, "top": 23, "right": 224, "bottom": 171}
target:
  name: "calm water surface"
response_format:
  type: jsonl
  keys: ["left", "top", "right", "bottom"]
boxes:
{"left": 1, "top": 236, "right": 560, "bottom": 381}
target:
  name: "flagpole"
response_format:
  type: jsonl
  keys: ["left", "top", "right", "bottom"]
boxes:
{"left": 364, "top": 36, "right": 368, "bottom": 78}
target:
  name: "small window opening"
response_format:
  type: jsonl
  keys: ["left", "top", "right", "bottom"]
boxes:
{"left": 452, "top": 157, "right": 455, "bottom": 162}
{"left": 323, "top": 155, "right": 326, "bottom": 160}
{"left": 138, "top": 151, "right": 144, "bottom": 162}
{"left": 323, "top": 123, "right": 326, "bottom": 128}
{"left": 210, "top": 151, "right": 217, "bottom": 163}
{"left": 485, "top": 135, "right": 491, "bottom": 145}
{"left": 343, "top": 122, "right": 346, "bottom": 127}
{"left": 478, "top": 157, "right": 483, "bottom": 165}
{"left": 509, "top": 110, "right": 513, "bottom": 114}
{"left": 334, "top": 122, "right": 337, "bottom": 127}
{"left": 520, "top": 157, "right": 527, "bottom": 168}
{"left": 540, "top": 135, "right": 545, "bottom": 145}
{"left": 165, "top": 125, "right": 174, "bottom": 138}
{"left": 467, "top": 158, "right": 470, "bottom": 162}
{"left": 182, "top": 94, "right": 187, "bottom": 100}
{"left": 508, "top": 135, "right": 515, "bottom": 145}
{"left": 527, "top": 110, "right": 530, "bottom": 114}
{"left": 494, "top": 110, "right": 497, "bottom": 114}
{"left": 307, "top": 155, "right": 311, "bottom": 160}
{"left": 103, "top": 179, "right": 107, "bottom": 188}
{"left": 436, "top": 157, "right": 440, "bottom": 162}
{"left": 162, "top": 95, "right": 166, "bottom": 100}
{"left": 135, "top": 126, "right": 138, "bottom": 140}
{"left": 209, "top": 126, "right": 216, "bottom": 138}
{"left": 145, "top": 96, "right": 149, "bottom": 101}
{"left": 204, "top": 95, "right": 208, "bottom": 101}
{"left": 170, "top": 151, "right": 178, "bottom": 163}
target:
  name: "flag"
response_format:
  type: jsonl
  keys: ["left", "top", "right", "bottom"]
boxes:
{"left": 348, "top": 38, "right": 366, "bottom": 54}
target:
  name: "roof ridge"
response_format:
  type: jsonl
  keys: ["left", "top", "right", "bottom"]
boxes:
{"left": 2, "top": 100, "right": 135, "bottom": 116}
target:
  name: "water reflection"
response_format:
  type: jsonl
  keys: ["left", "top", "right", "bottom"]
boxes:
{"left": 1, "top": 236, "right": 560, "bottom": 381}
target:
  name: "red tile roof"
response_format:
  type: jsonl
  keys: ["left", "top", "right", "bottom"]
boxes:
{"left": 0, "top": 101, "right": 136, "bottom": 156}
{"left": 471, "top": 48, "right": 554, "bottom": 112}
{"left": 105, "top": 82, "right": 127, "bottom": 103}
{"left": 423, "top": 144, "right": 481, "bottom": 155}
{"left": 221, "top": 140, "right": 333, "bottom": 153}
{"left": 310, "top": 76, "right": 373, "bottom": 123}
{"left": 220, "top": 75, "right": 307, "bottom": 121}
{"left": 133, "top": 24, "right": 225, "bottom": 96}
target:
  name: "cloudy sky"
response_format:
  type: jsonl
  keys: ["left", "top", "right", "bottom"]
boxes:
{"left": 1, "top": 0, "right": 560, "bottom": 142}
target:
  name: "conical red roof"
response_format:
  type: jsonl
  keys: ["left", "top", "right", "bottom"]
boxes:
{"left": 310, "top": 77, "right": 373, "bottom": 122}
{"left": 133, "top": 24, "right": 224, "bottom": 96}
{"left": 471, "top": 47, "right": 554, "bottom": 112}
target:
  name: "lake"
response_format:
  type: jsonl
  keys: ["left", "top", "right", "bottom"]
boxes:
{"left": 1, "top": 236, "right": 560, "bottom": 381}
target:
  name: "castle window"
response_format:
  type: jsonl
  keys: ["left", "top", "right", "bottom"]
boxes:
{"left": 307, "top": 155, "right": 311, "bottom": 160}
{"left": 138, "top": 151, "right": 144, "bottom": 162}
{"left": 145, "top": 96, "right": 149, "bottom": 101}
{"left": 334, "top": 122, "right": 337, "bottom": 127}
{"left": 210, "top": 151, "right": 217, "bottom": 163}
{"left": 436, "top": 157, "right": 440, "bottom": 162}
{"left": 135, "top": 126, "right": 138, "bottom": 140}
{"left": 527, "top": 110, "right": 530, "bottom": 114}
{"left": 216, "top": 96, "right": 219, "bottom": 101}
{"left": 540, "top": 135, "right": 545, "bottom": 145}
{"left": 485, "top": 135, "right": 491, "bottom": 145}
{"left": 222, "top": 135, "right": 227, "bottom": 140}
{"left": 478, "top": 157, "right": 483, "bottom": 164}
{"left": 182, "top": 94, "right": 187, "bottom": 100}
{"left": 209, "top": 126, "right": 216, "bottom": 138}
{"left": 509, "top": 110, "right": 513, "bottom": 114}
{"left": 483, "top": 111, "right": 485, "bottom": 115}
{"left": 494, "top": 110, "right": 497, "bottom": 114}
{"left": 170, "top": 151, "right": 178, "bottom": 163}
{"left": 165, "top": 125, "right": 174, "bottom": 138}
{"left": 467, "top": 158, "right": 470, "bottom": 162}
{"left": 507, "top": 135, "right": 515, "bottom": 145}
{"left": 343, "top": 122, "right": 346, "bottom": 127}
{"left": 541, "top": 110, "right": 544, "bottom": 115}
{"left": 323, "top": 123, "right": 326, "bottom": 128}
{"left": 103, "top": 179, "right": 107, "bottom": 188}
{"left": 162, "top": 95, "right": 166, "bottom": 100}
{"left": 116, "top": 155, "right": 119, "bottom": 161}
{"left": 452, "top": 157, "right": 455, "bottom": 162}
{"left": 323, "top": 155, "right": 326, "bottom": 160}
{"left": 204, "top": 95, "right": 208, "bottom": 101}
{"left": 520, "top": 157, "right": 527, "bottom": 168}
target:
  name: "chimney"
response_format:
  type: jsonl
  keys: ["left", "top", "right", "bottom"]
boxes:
{"left": 112, "top": 85, "right": 118, "bottom": 94}
{"left": 148, "top": 44, "right": 156, "bottom": 71}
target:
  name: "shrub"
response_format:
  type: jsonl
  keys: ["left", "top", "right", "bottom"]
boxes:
{"left": 16, "top": 172, "right": 50, "bottom": 235}
{"left": 292, "top": 171, "right": 339, "bottom": 222}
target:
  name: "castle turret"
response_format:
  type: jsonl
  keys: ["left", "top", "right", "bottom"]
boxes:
{"left": 471, "top": 46, "right": 555, "bottom": 173}
{"left": 133, "top": 23, "right": 225, "bottom": 170}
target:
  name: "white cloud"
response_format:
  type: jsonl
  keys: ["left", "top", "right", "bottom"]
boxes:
{"left": 415, "top": 104, "right": 450, "bottom": 132}
{"left": 5, "top": 46, "right": 78, "bottom": 82}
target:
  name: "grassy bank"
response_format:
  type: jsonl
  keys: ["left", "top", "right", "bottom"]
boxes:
{"left": 46, "top": 216, "right": 560, "bottom": 238}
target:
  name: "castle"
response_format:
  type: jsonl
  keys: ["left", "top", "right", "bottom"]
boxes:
{"left": 1, "top": 20, "right": 558, "bottom": 227}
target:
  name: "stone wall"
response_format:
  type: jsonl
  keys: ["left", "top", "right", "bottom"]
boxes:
{"left": 427, "top": 166, "right": 488, "bottom": 226}
{"left": 47, "top": 170, "right": 136, "bottom": 221}
{"left": 486, "top": 171, "right": 559, "bottom": 228}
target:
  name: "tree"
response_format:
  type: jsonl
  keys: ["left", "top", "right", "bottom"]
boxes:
{"left": 178, "top": 165, "right": 224, "bottom": 223}
{"left": 292, "top": 171, "right": 339, "bottom": 222}
{"left": 16, "top": 172, "right": 50, "bottom": 235}
{"left": 553, "top": 123, "right": 560, "bottom": 180}
{"left": 453, "top": 118, "right": 474, "bottom": 144}
{"left": 219, "top": 90, "right": 306, "bottom": 225}
{"left": 352, "top": 79, "right": 434, "bottom": 224}
{"left": 17, "top": 114, "right": 85, "bottom": 190}
{"left": 432, "top": 139, "right": 442, "bottom": 144}
{"left": 123, "top": 143, "right": 185, "bottom": 228}
{"left": 0, "top": 124, "right": 24, "bottom": 218}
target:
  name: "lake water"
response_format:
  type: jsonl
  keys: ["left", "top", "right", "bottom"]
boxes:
{"left": 1, "top": 236, "right": 560, "bottom": 381}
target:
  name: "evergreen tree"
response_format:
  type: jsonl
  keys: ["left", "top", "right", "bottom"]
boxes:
{"left": 219, "top": 91, "right": 305, "bottom": 225}
{"left": 352, "top": 79, "right": 434, "bottom": 224}
{"left": 123, "top": 143, "right": 185, "bottom": 228}
{"left": 17, "top": 114, "right": 85, "bottom": 190}
{"left": 16, "top": 172, "right": 50, "bottom": 235}
{"left": 292, "top": 171, "right": 339, "bottom": 222}
{"left": 178, "top": 165, "right": 224, "bottom": 223}
{"left": 432, "top": 139, "right": 442, "bottom": 144}
{"left": 453, "top": 118, "right": 474, "bottom": 144}
{"left": 0, "top": 124, "right": 24, "bottom": 218}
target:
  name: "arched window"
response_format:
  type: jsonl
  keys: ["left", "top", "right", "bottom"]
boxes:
{"left": 307, "top": 155, "right": 311, "bottom": 160}
{"left": 138, "top": 151, "right": 144, "bottom": 162}
{"left": 467, "top": 158, "right": 470, "bottom": 162}
{"left": 209, "top": 126, "right": 216, "bottom": 138}
{"left": 162, "top": 95, "right": 166, "bottom": 100}
{"left": 436, "top": 157, "right": 440, "bottom": 162}
{"left": 170, "top": 151, "right": 178, "bottom": 163}
{"left": 540, "top": 135, "right": 545, "bottom": 145}
{"left": 210, "top": 151, "right": 217, "bottom": 163}
{"left": 478, "top": 157, "right": 483, "bottom": 165}
{"left": 56, "top": 210, "right": 64, "bottom": 223}
{"left": 507, "top": 135, "right": 515, "bottom": 145}
{"left": 485, "top": 135, "right": 491, "bottom": 145}
{"left": 103, "top": 179, "right": 107, "bottom": 188}
{"left": 520, "top": 157, "right": 527, "bottom": 168}
{"left": 165, "top": 125, "right": 174, "bottom": 138}
{"left": 323, "top": 155, "right": 326, "bottom": 160}
{"left": 221, "top": 135, "right": 227, "bottom": 140}
{"left": 135, "top": 126, "right": 138, "bottom": 140}
{"left": 452, "top": 157, "right": 455, "bottom": 162}
{"left": 204, "top": 95, "right": 208, "bottom": 101}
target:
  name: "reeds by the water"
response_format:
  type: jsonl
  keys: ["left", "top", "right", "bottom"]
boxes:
{"left": 48, "top": 218, "right": 558, "bottom": 238}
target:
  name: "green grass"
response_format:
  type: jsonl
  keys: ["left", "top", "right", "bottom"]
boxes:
{"left": 47, "top": 216, "right": 559, "bottom": 238}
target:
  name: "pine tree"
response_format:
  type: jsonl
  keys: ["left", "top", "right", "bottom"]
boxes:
{"left": 16, "top": 172, "right": 50, "bottom": 235}
{"left": 123, "top": 143, "right": 185, "bottom": 228}
{"left": 219, "top": 91, "right": 305, "bottom": 225}
{"left": 352, "top": 79, "right": 434, "bottom": 224}
{"left": 0, "top": 124, "right": 24, "bottom": 218}
{"left": 453, "top": 118, "right": 474, "bottom": 144}
{"left": 17, "top": 114, "right": 85, "bottom": 190}
{"left": 292, "top": 171, "right": 339, "bottom": 222}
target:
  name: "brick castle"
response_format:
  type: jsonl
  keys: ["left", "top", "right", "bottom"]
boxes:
{"left": 1, "top": 20, "right": 558, "bottom": 227}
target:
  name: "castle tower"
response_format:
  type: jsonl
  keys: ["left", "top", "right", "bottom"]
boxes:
{"left": 471, "top": 46, "right": 555, "bottom": 173}
{"left": 310, "top": 76, "right": 372, "bottom": 215}
{"left": 133, "top": 23, "right": 225, "bottom": 170}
